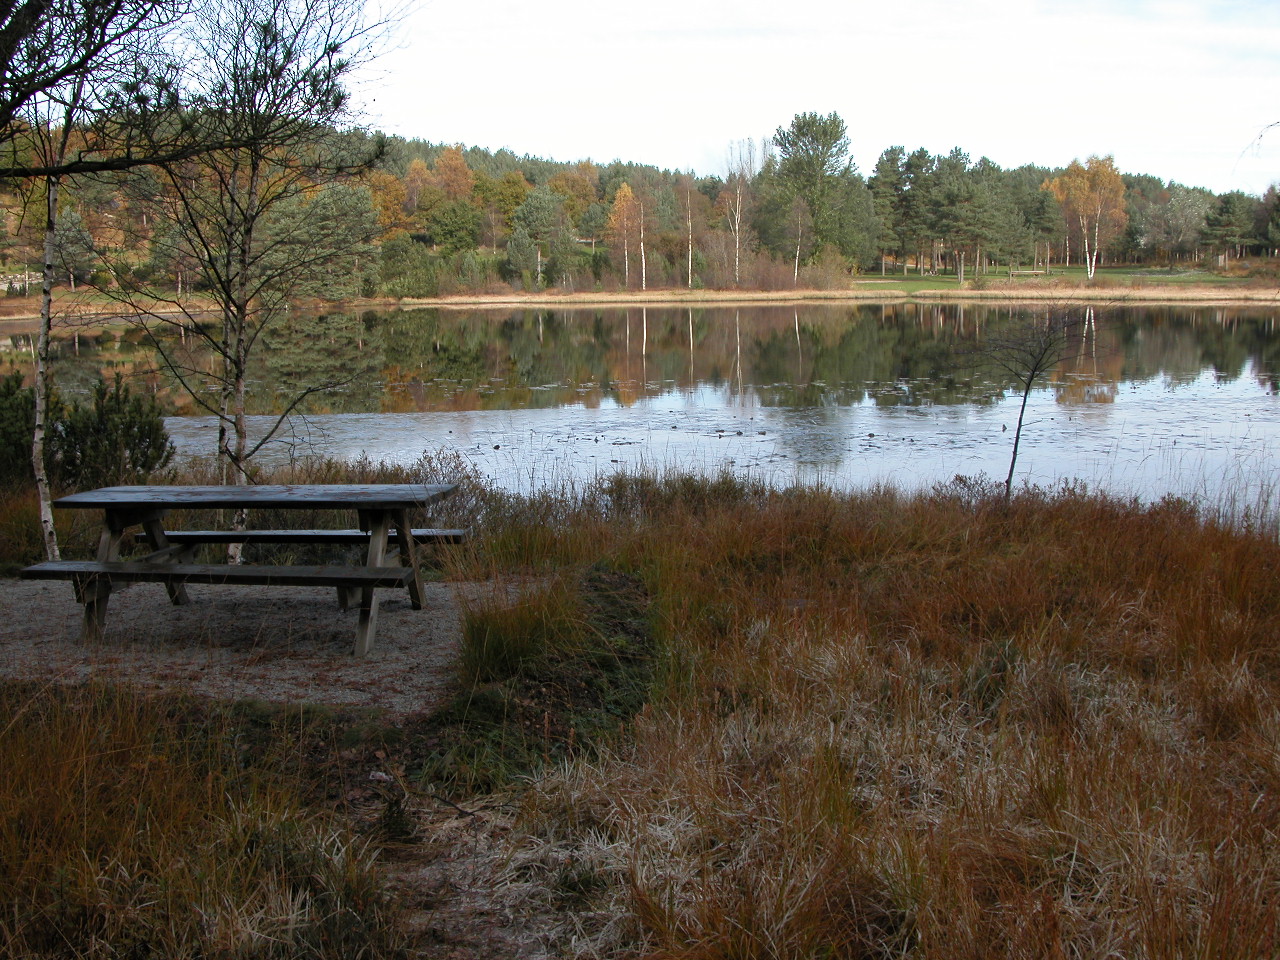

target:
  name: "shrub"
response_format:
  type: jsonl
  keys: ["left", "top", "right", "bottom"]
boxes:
{"left": 0, "top": 372, "right": 174, "bottom": 491}
{"left": 53, "top": 374, "right": 174, "bottom": 489}
{"left": 0, "top": 372, "right": 38, "bottom": 485}
{"left": 378, "top": 233, "right": 438, "bottom": 298}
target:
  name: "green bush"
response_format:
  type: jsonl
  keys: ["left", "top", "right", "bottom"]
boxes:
{"left": 55, "top": 374, "right": 174, "bottom": 489}
{"left": 0, "top": 372, "right": 47, "bottom": 486}
{"left": 0, "top": 372, "right": 173, "bottom": 490}
{"left": 379, "top": 233, "right": 438, "bottom": 298}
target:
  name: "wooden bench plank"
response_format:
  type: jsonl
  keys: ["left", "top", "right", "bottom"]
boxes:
{"left": 21, "top": 560, "right": 412, "bottom": 590}
{"left": 133, "top": 528, "right": 468, "bottom": 545}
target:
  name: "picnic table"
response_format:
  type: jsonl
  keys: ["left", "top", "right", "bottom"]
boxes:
{"left": 20, "top": 484, "right": 462, "bottom": 656}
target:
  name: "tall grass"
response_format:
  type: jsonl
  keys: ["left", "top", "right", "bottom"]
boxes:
{"left": 6, "top": 457, "right": 1280, "bottom": 956}
{"left": 486, "top": 475, "right": 1280, "bottom": 959}
{"left": 0, "top": 683, "right": 402, "bottom": 958}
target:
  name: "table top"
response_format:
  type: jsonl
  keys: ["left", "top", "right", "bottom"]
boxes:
{"left": 53, "top": 484, "right": 458, "bottom": 511}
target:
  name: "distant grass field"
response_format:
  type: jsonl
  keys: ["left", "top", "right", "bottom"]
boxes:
{"left": 852, "top": 263, "right": 1256, "bottom": 292}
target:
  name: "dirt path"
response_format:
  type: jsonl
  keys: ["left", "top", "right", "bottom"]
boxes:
{"left": 0, "top": 577, "right": 468, "bottom": 716}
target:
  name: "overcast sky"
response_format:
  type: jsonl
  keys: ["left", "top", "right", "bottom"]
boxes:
{"left": 353, "top": 0, "right": 1280, "bottom": 196}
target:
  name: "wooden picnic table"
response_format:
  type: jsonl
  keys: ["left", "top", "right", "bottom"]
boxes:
{"left": 20, "top": 483, "right": 461, "bottom": 656}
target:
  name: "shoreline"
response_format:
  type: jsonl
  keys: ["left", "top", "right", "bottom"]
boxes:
{"left": 401, "top": 283, "right": 1280, "bottom": 310}
{"left": 1, "top": 283, "right": 1277, "bottom": 333}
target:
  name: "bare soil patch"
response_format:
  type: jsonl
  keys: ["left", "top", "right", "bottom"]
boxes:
{"left": 0, "top": 577, "right": 470, "bottom": 717}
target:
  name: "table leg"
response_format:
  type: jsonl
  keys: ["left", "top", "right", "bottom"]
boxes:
{"left": 140, "top": 516, "right": 190, "bottom": 606}
{"left": 80, "top": 519, "right": 125, "bottom": 641}
{"left": 392, "top": 508, "right": 425, "bottom": 610}
{"left": 354, "top": 510, "right": 392, "bottom": 656}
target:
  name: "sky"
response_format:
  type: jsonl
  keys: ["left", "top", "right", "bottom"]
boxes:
{"left": 353, "top": 0, "right": 1280, "bottom": 196}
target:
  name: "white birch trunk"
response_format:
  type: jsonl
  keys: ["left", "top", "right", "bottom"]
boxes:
{"left": 1079, "top": 213, "right": 1094, "bottom": 280}
{"left": 729, "top": 181, "right": 744, "bottom": 286}
{"left": 34, "top": 174, "right": 61, "bottom": 560}
{"left": 639, "top": 203, "right": 647, "bottom": 291}
{"left": 1089, "top": 207, "right": 1102, "bottom": 280}
{"left": 794, "top": 223, "right": 802, "bottom": 287}
{"left": 686, "top": 188, "right": 693, "bottom": 288}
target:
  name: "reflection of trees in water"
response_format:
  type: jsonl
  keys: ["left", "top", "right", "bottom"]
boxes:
{"left": 19, "top": 303, "right": 1280, "bottom": 416}
{"left": 256, "top": 311, "right": 387, "bottom": 414}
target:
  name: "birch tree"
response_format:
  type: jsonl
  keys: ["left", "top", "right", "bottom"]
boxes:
{"left": 720, "top": 139, "right": 760, "bottom": 286}
{"left": 5, "top": 0, "right": 181, "bottom": 560}
{"left": 676, "top": 173, "right": 709, "bottom": 288}
{"left": 607, "top": 182, "right": 640, "bottom": 287}
{"left": 1044, "top": 156, "right": 1127, "bottom": 280}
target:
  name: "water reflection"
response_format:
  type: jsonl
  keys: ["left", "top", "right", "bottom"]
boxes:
{"left": 6, "top": 303, "right": 1280, "bottom": 500}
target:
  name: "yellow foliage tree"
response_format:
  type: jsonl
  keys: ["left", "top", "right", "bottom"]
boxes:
{"left": 366, "top": 169, "right": 411, "bottom": 235}
{"left": 1044, "top": 155, "right": 1127, "bottom": 280}
{"left": 431, "top": 145, "right": 475, "bottom": 202}
{"left": 403, "top": 158, "right": 431, "bottom": 215}
{"left": 548, "top": 161, "right": 599, "bottom": 225}
{"left": 607, "top": 182, "right": 641, "bottom": 288}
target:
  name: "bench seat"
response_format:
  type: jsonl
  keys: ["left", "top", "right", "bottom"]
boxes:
{"left": 133, "top": 527, "right": 468, "bottom": 546}
{"left": 21, "top": 560, "right": 413, "bottom": 590}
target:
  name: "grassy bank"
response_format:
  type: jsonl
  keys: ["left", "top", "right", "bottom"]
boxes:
{"left": 454, "top": 472, "right": 1280, "bottom": 957}
{"left": 4, "top": 463, "right": 1280, "bottom": 956}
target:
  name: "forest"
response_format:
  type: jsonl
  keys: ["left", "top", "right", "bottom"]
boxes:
{"left": 6, "top": 111, "right": 1280, "bottom": 302}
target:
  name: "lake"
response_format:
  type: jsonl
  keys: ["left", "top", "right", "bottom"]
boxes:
{"left": 7, "top": 302, "right": 1280, "bottom": 504}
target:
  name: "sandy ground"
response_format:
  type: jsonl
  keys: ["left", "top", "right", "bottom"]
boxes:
{"left": 0, "top": 577, "right": 470, "bottom": 716}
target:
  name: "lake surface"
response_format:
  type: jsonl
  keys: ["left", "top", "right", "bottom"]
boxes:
{"left": 8, "top": 302, "right": 1280, "bottom": 503}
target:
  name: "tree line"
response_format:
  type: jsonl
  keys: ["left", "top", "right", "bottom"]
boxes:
{"left": 9, "top": 112, "right": 1280, "bottom": 307}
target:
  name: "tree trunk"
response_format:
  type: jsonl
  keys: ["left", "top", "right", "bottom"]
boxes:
{"left": 1005, "top": 378, "right": 1033, "bottom": 499}
{"left": 639, "top": 204, "right": 647, "bottom": 292}
{"left": 794, "top": 223, "right": 802, "bottom": 286}
{"left": 1089, "top": 212, "right": 1101, "bottom": 280}
{"left": 729, "top": 180, "right": 745, "bottom": 286}
{"left": 686, "top": 188, "right": 693, "bottom": 288}
{"left": 34, "top": 174, "right": 61, "bottom": 560}
{"left": 733, "top": 225, "right": 740, "bottom": 285}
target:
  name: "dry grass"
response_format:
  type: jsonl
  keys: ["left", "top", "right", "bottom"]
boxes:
{"left": 6, "top": 460, "right": 1280, "bottom": 957}
{"left": 0, "top": 683, "right": 403, "bottom": 958}
{"left": 481, "top": 475, "right": 1280, "bottom": 959}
